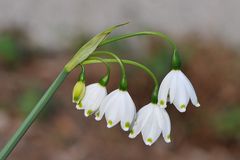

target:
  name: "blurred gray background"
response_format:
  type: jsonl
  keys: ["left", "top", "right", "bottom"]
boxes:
{"left": 0, "top": 0, "right": 240, "bottom": 49}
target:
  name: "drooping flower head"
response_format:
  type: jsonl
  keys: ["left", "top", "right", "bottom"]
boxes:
{"left": 158, "top": 51, "right": 200, "bottom": 112}
{"left": 129, "top": 103, "right": 171, "bottom": 145}
{"left": 96, "top": 89, "right": 136, "bottom": 131}
{"left": 158, "top": 70, "right": 200, "bottom": 112}
{"left": 92, "top": 51, "right": 137, "bottom": 131}
{"left": 75, "top": 59, "right": 110, "bottom": 117}
{"left": 76, "top": 83, "right": 107, "bottom": 117}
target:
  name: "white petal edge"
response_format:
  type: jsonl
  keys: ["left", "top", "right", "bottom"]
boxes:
{"left": 82, "top": 84, "right": 107, "bottom": 117}
{"left": 169, "top": 70, "right": 178, "bottom": 103}
{"left": 141, "top": 109, "right": 161, "bottom": 146}
{"left": 160, "top": 108, "right": 171, "bottom": 143}
{"left": 120, "top": 91, "right": 136, "bottom": 131}
{"left": 104, "top": 90, "right": 123, "bottom": 128}
{"left": 179, "top": 71, "right": 200, "bottom": 107}
{"left": 142, "top": 107, "right": 161, "bottom": 146}
{"left": 95, "top": 89, "right": 119, "bottom": 121}
{"left": 158, "top": 71, "right": 173, "bottom": 108}
{"left": 129, "top": 104, "right": 153, "bottom": 138}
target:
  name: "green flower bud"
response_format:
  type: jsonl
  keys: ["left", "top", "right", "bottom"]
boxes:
{"left": 72, "top": 81, "right": 86, "bottom": 103}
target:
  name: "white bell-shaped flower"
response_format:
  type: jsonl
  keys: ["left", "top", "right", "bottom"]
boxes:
{"left": 95, "top": 89, "right": 136, "bottom": 131}
{"left": 158, "top": 70, "right": 200, "bottom": 112}
{"left": 76, "top": 83, "right": 107, "bottom": 117}
{"left": 129, "top": 103, "right": 171, "bottom": 145}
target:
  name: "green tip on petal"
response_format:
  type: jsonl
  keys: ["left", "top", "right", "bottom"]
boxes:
{"left": 125, "top": 122, "right": 130, "bottom": 129}
{"left": 96, "top": 112, "right": 100, "bottom": 117}
{"left": 180, "top": 104, "right": 186, "bottom": 109}
{"left": 159, "top": 100, "right": 165, "bottom": 106}
{"left": 167, "top": 134, "right": 171, "bottom": 140}
{"left": 87, "top": 110, "right": 93, "bottom": 116}
{"left": 130, "top": 129, "right": 134, "bottom": 135}
{"left": 166, "top": 134, "right": 171, "bottom": 142}
{"left": 147, "top": 138, "right": 153, "bottom": 143}
{"left": 108, "top": 120, "right": 113, "bottom": 126}
{"left": 78, "top": 102, "right": 83, "bottom": 107}
{"left": 76, "top": 102, "right": 83, "bottom": 109}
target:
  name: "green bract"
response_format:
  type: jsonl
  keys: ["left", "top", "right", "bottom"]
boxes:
{"left": 64, "top": 22, "right": 129, "bottom": 72}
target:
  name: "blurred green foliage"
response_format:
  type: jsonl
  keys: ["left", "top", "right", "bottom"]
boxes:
{"left": 18, "top": 88, "right": 42, "bottom": 116}
{"left": 17, "top": 87, "right": 59, "bottom": 121}
{"left": 146, "top": 49, "right": 171, "bottom": 79}
{"left": 213, "top": 106, "right": 240, "bottom": 140}
{"left": 0, "top": 34, "right": 22, "bottom": 66}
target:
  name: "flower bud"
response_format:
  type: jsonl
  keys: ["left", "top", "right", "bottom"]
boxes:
{"left": 72, "top": 81, "right": 86, "bottom": 103}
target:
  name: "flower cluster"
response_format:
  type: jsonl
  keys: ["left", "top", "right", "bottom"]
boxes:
{"left": 72, "top": 51, "right": 200, "bottom": 146}
{"left": 0, "top": 24, "right": 202, "bottom": 159}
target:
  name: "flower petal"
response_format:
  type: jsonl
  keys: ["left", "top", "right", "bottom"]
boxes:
{"left": 82, "top": 84, "right": 107, "bottom": 117}
{"left": 120, "top": 91, "right": 136, "bottom": 131}
{"left": 158, "top": 71, "right": 173, "bottom": 108}
{"left": 179, "top": 71, "right": 200, "bottom": 107}
{"left": 84, "top": 109, "right": 94, "bottom": 117}
{"left": 169, "top": 70, "right": 178, "bottom": 103}
{"left": 160, "top": 108, "right": 171, "bottom": 143}
{"left": 76, "top": 102, "right": 85, "bottom": 110}
{"left": 173, "top": 74, "right": 189, "bottom": 112}
{"left": 129, "top": 104, "right": 152, "bottom": 138}
{"left": 104, "top": 92, "right": 123, "bottom": 128}
{"left": 142, "top": 110, "right": 160, "bottom": 146}
{"left": 95, "top": 89, "right": 118, "bottom": 121}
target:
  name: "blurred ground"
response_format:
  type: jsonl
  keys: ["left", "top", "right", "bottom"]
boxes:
{"left": 0, "top": 33, "right": 240, "bottom": 160}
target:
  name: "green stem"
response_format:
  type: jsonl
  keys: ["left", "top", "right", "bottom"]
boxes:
{"left": 85, "top": 58, "right": 158, "bottom": 87}
{"left": 90, "top": 57, "right": 110, "bottom": 86}
{"left": 83, "top": 58, "right": 159, "bottom": 103}
{"left": 79, "top": 65, "right": 86, "bottom": 82}
{"left": 0, "top": 70, "right": 69, "bottom": 160}
{"left": 99, "top": 31, "right": 177, "bottom": 51}
{"left": 99, "top": 31, "right": 181, "bottom": 70}
{"left": 93, "top": 51, "right": 128, "bottom": 90}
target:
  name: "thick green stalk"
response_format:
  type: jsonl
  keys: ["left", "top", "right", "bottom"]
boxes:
{"left": 83, "top": 58, "right": 159, "bottom": 103}
{"left": 0, "top": 70, "right": 69, "bottom": 160}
